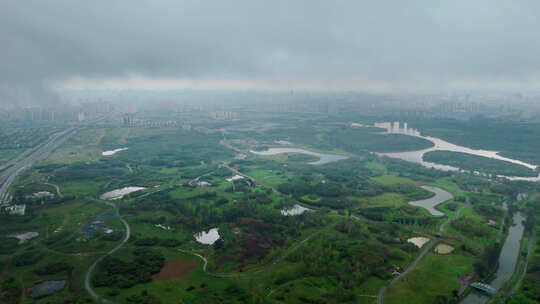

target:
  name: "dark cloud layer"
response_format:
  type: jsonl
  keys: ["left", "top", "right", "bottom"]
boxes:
{"left": 2, "top": 0, "right": 540, "bottom": 104}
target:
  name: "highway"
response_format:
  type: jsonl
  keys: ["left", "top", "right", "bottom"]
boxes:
{"left": 0, "top": 127, "right": 77, "bottom": 204}
{"left": 1, "top": 111, "right": 115, "bottom": 204}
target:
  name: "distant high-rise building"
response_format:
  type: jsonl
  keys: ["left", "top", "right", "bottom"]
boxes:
{"left": 122, "top": 113, "right": 134, "bottom": 126}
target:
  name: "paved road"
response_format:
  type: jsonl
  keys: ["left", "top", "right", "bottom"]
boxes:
{"left": 1, "top": 111, "right": 117, "bottom": 204}
{"left": 85, "top": 202, "right": 131, "bottom": 304}
{"left": 0, "top": 128, "right": 76, "bottom": 203}
{"left": 440, "top": 200, "right": 470, "bottom": 233}
{"left": 378, "top": 195, "right": 468, "bottom": 303}
{"left": 377, "top": 238, "right": 439, "bottom": 304}
{"left": 43, "top": 182, "right": 62, "bottom": 197}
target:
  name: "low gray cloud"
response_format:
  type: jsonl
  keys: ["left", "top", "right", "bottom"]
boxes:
{"left": 2, "top": 0, "right": 540, "bottom": 104}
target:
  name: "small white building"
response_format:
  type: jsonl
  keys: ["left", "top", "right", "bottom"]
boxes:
{"left": 197, "top": 181, "right": 211, "bottom": 187}
{"left": 226, "top": 175, "right": 244, "bottom": 182}
{"left": 5, "top": 204, "right": 26, "bottom": 216}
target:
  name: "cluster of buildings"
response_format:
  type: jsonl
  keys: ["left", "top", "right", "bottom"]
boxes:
{"left": 0, "top": 101, "right": 112, "bottom": 123}
{"left": 4, "top": 204, "right": 26, "bottom": 215}
{"left": 121, "top": 113, "right": 178, "bottom": 128}
{"left": 209, "top": 111, "right": 238, "bottom": 120}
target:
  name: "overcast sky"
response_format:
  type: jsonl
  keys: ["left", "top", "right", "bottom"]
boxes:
{"left": 2, "top": 0, "right": 540, "bottom": 104}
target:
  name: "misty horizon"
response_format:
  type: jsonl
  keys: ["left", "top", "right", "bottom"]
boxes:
{"left": 3, "top": 1, "right": 540, "bottom": 106}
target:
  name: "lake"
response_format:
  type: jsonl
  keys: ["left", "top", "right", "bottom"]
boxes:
{"left": 408, "top": 185, "right": 453, "bottom": 216}
{"left": 373, "top": 122, "right": 540, "bottom": 181}
{"left": 250, "top": 147, "right": 348, "bottom": 165}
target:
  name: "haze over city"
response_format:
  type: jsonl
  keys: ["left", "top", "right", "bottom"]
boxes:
{"left": 1, "top": 2, "right": 540, "bottom": 304}
{"left": 3, "top": 0, "right": 540, "bottom": 107}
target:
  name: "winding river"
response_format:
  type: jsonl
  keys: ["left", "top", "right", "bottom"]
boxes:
{"left": 409, "top": 185, "right": 453, "bottom": 216}
{"left": 371, "top": 122, "right": 540, "bottom": 181}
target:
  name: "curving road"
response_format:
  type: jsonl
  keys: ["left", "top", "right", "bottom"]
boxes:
{"left": 377, "top": 238, "right": 439, "bottom": 304}
{"left": 378, "top": 196, "right": 469, "bottom": 304}
{"left": 85, "top": 202, "right": 130, "bottom": 304}
{"left": 43, "top": 181, "right": 63, "bottom": 197}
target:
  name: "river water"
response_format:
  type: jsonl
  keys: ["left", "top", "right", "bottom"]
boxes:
{"left": 408, "top": 185, "right": 453, "bottom": 216}
{"left": 250, "top": 147, "right": 348, "bottom": 165}
{"left": 461, "top": 212, "right": 526, "bottom": 303}
{"left": 372, "top": 122, "right": 540, "bottom": 181}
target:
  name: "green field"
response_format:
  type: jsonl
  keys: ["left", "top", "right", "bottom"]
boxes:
{"left": 0, "top": 112, "right": 531, "bottom": 303}
{"left": 385, "top": 251, "right": 475, "bottom": 304}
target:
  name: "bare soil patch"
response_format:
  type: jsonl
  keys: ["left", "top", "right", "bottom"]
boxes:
{"left": 152, "top": 260, "right": 197, "bottom": 281}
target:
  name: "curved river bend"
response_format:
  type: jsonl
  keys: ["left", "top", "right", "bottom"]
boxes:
{"left": 409, "top": 185, "right": 453, "bottom": 216}
{"left": 371, "top": 122, "right": 540, "bottom": 181}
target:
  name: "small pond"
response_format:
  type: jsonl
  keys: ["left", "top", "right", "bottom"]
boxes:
{"left": 434, "top": 243, "right": 455, "bottom": 254}
{"left": 31, "top": 280, "right": 66, "bottom": 298}
{"left": 281, "top": 204, "right": 311, "bottom": 216}
{"left": 194, "top": 228, "right": 220, "bottom": 245}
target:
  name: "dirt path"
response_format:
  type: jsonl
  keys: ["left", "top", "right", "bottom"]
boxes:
{"left": 377, "top": 238, "right": 439, "bottom": 304}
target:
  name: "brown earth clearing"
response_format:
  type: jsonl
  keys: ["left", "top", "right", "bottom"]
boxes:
{"left": 152, "top": 259, "right": 197, "bottom": 281}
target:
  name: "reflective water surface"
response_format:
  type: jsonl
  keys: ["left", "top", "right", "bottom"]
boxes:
{"left": 373, "top": 122, "right": 540, "bottom": 181}
{"left": 461, "top": 212, "right": 526, "bottom": 303}
{"left": 250, "top": 147, "right": 348, "bottom": 165}
{"left": 408, "top": 185, "right": 453, "bottom": 216}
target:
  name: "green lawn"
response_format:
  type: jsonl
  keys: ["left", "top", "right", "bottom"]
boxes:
{"left": 365, "top": 193, "right": 406, "bottom": 208}
{"left": 385, "top": 251, "right": 475, "bottom": 304}
{"left": 371, "top": 174, "right": 415, "bottom": 186}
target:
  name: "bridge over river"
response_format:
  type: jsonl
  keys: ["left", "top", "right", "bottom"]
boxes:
{"left": 470, "top": 282, "right": 497, "bottom": 295}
